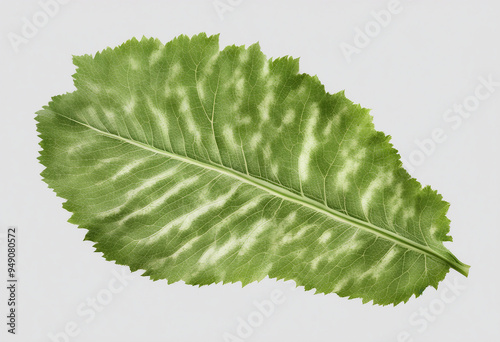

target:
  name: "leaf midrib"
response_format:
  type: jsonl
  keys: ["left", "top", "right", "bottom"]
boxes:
{"left": 51, "top": 110, "right": 470, "bottom": 276}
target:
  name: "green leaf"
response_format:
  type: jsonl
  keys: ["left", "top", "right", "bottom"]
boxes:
{"left": 36, "top": 33, "right": 469, "bottom": 305}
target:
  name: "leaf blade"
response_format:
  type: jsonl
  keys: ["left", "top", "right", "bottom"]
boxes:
{"left": 37, "top": 34, "right": 469, "bottom": 305}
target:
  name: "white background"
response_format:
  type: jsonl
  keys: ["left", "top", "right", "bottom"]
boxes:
{"left": 1, "top": 0, "right": 499, "bottom": 341}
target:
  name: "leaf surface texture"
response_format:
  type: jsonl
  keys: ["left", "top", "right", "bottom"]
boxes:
{"left": 36, "top": 33, "right": 469, "bottom": 305}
